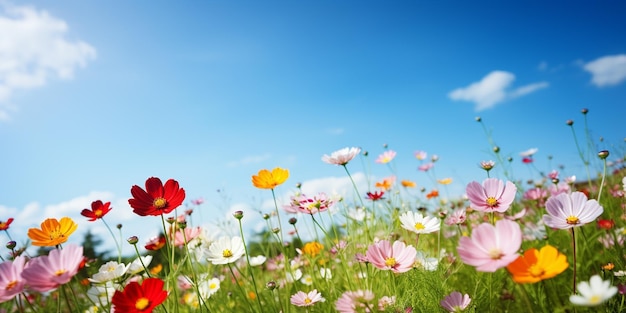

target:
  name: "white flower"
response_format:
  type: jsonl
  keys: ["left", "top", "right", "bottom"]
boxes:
{"left": 89, "top": 261, "right": 127, "bottom": 283}
{"left": 520, "top": 147, "right": 538, "bottom": 157}
{"left": 86, "top": 283, "right": 116, "bottom": 305}
{"left": 319, "top": 267, "right": 332, "bottom": 280}
{"left": 614, "top": 270, "right": 626, "bottom": 277}
{"left": 205, "top": 236, "right": 246, "bottom": 265}
{"left": 249, "top": 255, "right": 267, "bottom": 267}
{"left": 127, "top": 255, "right": 153, "bottom": 275}
{"left": 198, "top": 276, "right": 221, "bottom": 299}
{"left": 300, "top": 274, "right": 313, "bottom": 285}
{"left": 347, "top": 207, "right": 371, "bottom": 222}
{"left": 286, "top": 268, "right": 303, "bottom": 283}
{"left": 399, "top": 211, "right": 440, "bottom": 234}
{"left": 414, "top": 251, "right": 438, "bottom": 271}
{"left": 322, "top": 147, "right": 361, "bottom": 166}
{"left": 569, "top": 275, "right": 617, "bottom": 306}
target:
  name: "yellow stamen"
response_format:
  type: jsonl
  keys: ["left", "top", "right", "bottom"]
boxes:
{"left": 488, "top": 248, "right": 503, "bottom": 260}
{"left": 153, "top": 197, "right": 167, "bottom": 209}
{"left": 304, "top": 297, "right": 312, "bottom": 304}
{"left": 529, "top": 265, "right": 545, "bottom": 277}
{"left": 566, "top": 216, "right": 579, "bottom": 225}
{"left": 135, "top": 297, "right": 150, "bottom": 310}
{"left": 223, "top": 249, "right": 233, "bottom": 258}
{"left": 486, "top": 197, "right": 498, "bottom": 207}
{"left": 589, "top": 295, "right": 601, "bottom": 304}
{"left": 385, "top": 257, "right": 397, "bottom": 267}
{"left": 414, "top": 223, "right": 425, "bottom": 231}
{"left": 55, "top": 269, "right": 67, "bottom": 276}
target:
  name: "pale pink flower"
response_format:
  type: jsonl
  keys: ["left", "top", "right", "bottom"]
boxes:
{"left": 457, "top": 219, "right": 521, "bottom": 272}
{"left": 548, "top": 170, "right": 559, "bottom": 180}
{"left": 418, "top": 162, "right": 434, "bottom": 172}
{"left": 290, "top": 289, "right": 325, "bottom": 307}
{"left": 335, "top": 290, "right": 376, "bottom": 313}
{"left": 171, "top": 226, "right": 203, "bottom": 247}
{"left": 445, "top": 208, "right": 467, "bottom": 226}
{"left": 22, "top": 244, "right": 84, "bottom": 292}
{"left": 440, "top": 291, "right": 471, "bottom": 312}
{"left": 523, "top": 187, "right": 548, "bottom": 201}
{"left": 284, "top": 193, "right": 335, "bottom": 215}
{"left": 366, "top": 240, "right": 416, "bottom": 273}
{"left": 543, "top": 191, "right": 603, "bottom": 229}
{"left": 466, "top": 178, "right": 517, "bottom": 213}
{"left": 322, "top": 147, "right": 361, "bottom": 166}
{"left": 414, "top": 150, "right": 427, "bottom": 161}
{"left": 548, "top": 182, "right": 571, "bottom": 196}
{"left": 378, "top": 295, "right": 396, "bottom": 310}
{"left": 375, "top": 150, "right": 397, "bottom": 164}
{"left": 0, "top": 256, "right": 26, "bottom": 303}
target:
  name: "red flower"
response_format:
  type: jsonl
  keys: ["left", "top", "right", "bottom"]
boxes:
{"left": 366, "top": 191, "right": 385, "bottom": 201}
{"left": 81, "top": 200, "right": 112, "bottom": 221}
{"left": 522, "top": 157, "right": 533, "bottom": 164}
{"left": 145, "top": 236, "right": 167, "bottom": 251}
{"left": 597, "top": 219, "right": 615, "bottom": 230}
{"left": 128, "top": 177, "right": 186, "bottom": 216}
{"left": 112, "top": 277, "right": 168, "bottom": 313}
{"left": 0, "top": 218, "right": 14, "bottom": 231}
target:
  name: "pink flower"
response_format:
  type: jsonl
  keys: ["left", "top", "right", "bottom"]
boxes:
{"left": 465, "top": 178, "right": 517, "bottom": 213}
{"left": 21, "top": 244, "right": 84, "bottom": 292}
{"left": 335, "top": 290, "right": 376, "bottom": 313}
{"left": 414, "top": 150, "right": 427, "bottom": 161}
{"left": 375, "top": 150, "right": 396, "bottom": 164}
{"left": 322, "top": 147, "right": 361, "bottom": 166}
{"left": 548, "top": 170, "right": 559, "bottom": 180}
{"left": 444, "top": 209, "right": 467, "bottom": 226}
{"left": 290, "top": 289, "right": 325, "bottom": 307}
{"left": 457, "top": 219, "right": 522, "bottom": 272}
{"left": 523, "top": 187, "right": 548, "bottom": 201}
{"left": 418, "top": 162, "right": 434, "bottom": 172}
{"left": 548, "top": 182, "right": 571, "bottom": 196}
{"left": 440, "top": 291, "right": 471, "bottom": 312}
{"left": 170, "top": 226, "right": 202, "bottom": 247}
{"left": 366, "top": 240, "right": 416, "bottom": 273}
{"left": 543, "top": 191, "right": 603, "bottom": 229}
{"left": 284, "top": 193, "right": 335, "bottom": 215}
{"left": 0, "top": 256, "right": 26, "bottom": 303}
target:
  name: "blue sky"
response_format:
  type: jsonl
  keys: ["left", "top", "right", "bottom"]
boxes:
{"left": 1, "top": 1, "right": 625, "bottom": 255}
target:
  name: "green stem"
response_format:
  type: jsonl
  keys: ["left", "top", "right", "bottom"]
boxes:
{"left": 571, "top": 227, "right": 578, "bottom": 294}
{"left": 101, "top": 218, "right": 122, "bottom": 263}
{"left": 238, "top": 218, "right": 263, "bottom": 313}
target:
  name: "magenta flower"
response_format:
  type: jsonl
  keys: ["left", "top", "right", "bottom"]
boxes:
{"left": 322, "top": 147, "right": 361, "bottom": 166}
{"left": 284, "top": 193, "right": 335, "bottom": 215}
{"left": 0, "top": 256, "right": 26, "bottom": 303}
{"left": 543, "top": 191, "right": 603, "bottom": 229}
{"left": 440, "top": 291, "right": 471, "bottom": 312}
{"left": 290, "top": 289, "right": 325, "bottom": 307}
{"left": 457, "top": 219, "right": 521, "bottom": 272}
{"left": 466, "top": 178, "right": 517, "bottom": 213}
{"left": 335, "top": 290, "right": 376, "bottom": 313}
{"left": 375, "top": 150, "right": 397, "bottom": 164}
{"left": 366, "top": 240, "right": 416, "bottom": 273}
{"left": 21, "top": 244, "right": 84, "bottom": 292}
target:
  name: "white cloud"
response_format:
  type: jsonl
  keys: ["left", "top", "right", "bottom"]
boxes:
{"left": 0, "top": 3, "right": 96, "bottom": 119}
{"left": 583, "top": 54, "right": 626, "bottom": 87}
{"left": 448, "top": 71, "right": 549, "bottom": 111}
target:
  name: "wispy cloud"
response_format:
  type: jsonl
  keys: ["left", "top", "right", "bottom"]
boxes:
{"left": 0, "top": 3, "right": 96, "bottom": 120}
{"left": 448, "top": 71, "right": 549, "bottom": 111}
{"left": 325, "top": 127, "right": 344, "bottom": 135}
{"left": 583, "top": 54, "right": 626, "bottom": 87}
{"left": 226, "top": 153, "right": 271, "bottom": 167}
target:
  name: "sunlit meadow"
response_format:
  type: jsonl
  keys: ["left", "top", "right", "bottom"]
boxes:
{"left": 1, "top": 108, "right": 625, "bottom": 313}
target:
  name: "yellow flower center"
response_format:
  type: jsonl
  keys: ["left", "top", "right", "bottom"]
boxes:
{"left": 5, "top": 280, "right": 17, "bottom": 291}
{"left": 209, "top": 283, "right": 217, "bottom": 289}
{"left": 304, "top": 297, "right": 312, "bottom": 304}
{"left": 589, "top": 295, "right": 601, "bottom": 304}
{"left": 223, "top": 249, "right": 233, "bottom": 258}
{"left": 135, "top": 297, "right": 150, "bottom": 310}
{"left": 529, "top": 265, "right": 545, "bottom": 277}
{"left": 94, "top": 209, "right": 103, "bottom": 217}
{"left": 385, "top": 257, "right": 397, "bottom": 267}
{"left": 566, "top": 216, "right": 579, "bottom": 225}
{"left": 414, "top": 223, "right": 425, "bottom": 231}
{"left": 48, "top": 229, "right": 65, "bottom": 240}
{"left": 153, "top": 197, "right": 167, "bottom": 209}
{"left": 486, "top": 197, "right": 498, "bottom": 207}
{"left": 55, "top": 269, "right": 67, "bottom": 276}
{"left": 488, "top": 248, "right": 503, "bottom": 260}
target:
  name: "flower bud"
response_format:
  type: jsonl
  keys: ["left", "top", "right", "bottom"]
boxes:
{"left": 272, "top": 227, "right": 280, "bottom": 234}
{"left": 475, "top": 116, "right": 482, "bottom": 122}
{"left": 6, "top": 241, "right": 16, "bottom": 249}
{"left": 598, "top": 150, "right": 609, "bottom": 159}
{"left": 493, "top": 146, "right": 500, "bottom": 153}
{"left": 288, "top": 217, "right": 297, "bottom": 225}
{"left": 166, "top": 217, "right": 176, "bottom": 224}
{"left": 127, "top": 236, "right": 139, "bottom": 245}
{"left": 581, "top": 108, "right": 588, "bottom": 115}
{"left": 177, "top": 221, "right": 187, "bottom": 229}
{"left": 233, "top": 210, "right": 244, "bottom": 220}
{"left": 266, "top": 281, "right": 277, "bottom": 290}
{"left": 566, "top": 119, "right": 574, "bottom": 126}
{"left": 117, "top": 224, "right": 123, "bottom": 229}
{"left": 263, "top": 213, "right": 270, "bottom": 220}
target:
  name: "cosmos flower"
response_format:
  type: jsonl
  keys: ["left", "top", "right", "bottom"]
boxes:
{"left": 480, "top": 160, "right": 495, "bottom": 171}
{"left": 444, "top": 208, "right": 467, "bottom": 226}
{"left": 401, "top": 180, "right": 416, "bottom": 188}
{"left": 128, "top": 177, "right": 186, "bottom": 216}
{"left": 89, "top": 261, "right": 128, "bottom": 284}
{"left": 414, "top": 150, "right": 427, "bottom": 161}
{"left": 111, "top": 278, "right": 168, "bottom": 313}
{"left": 426, "top": 189, "right": 439, "bottom": 199}
{"left": 366, "top": 240, "right": 416, "bottom": 273}
{"left": 543, "top": 191, "right": 603, "bottom": 229}
{"left": 465, "top": 178, "right": 517, "bottom": 213}
{"left": 440, "top": 291, "right": 471, "bottom": 312}
{"left": 457, "top": 219, "right": 522, "bottom": 272}
{"left": 335, "top": 290, "right": 376, "bottom": 313}
{"left": 398, "top": 211, "right": 440, "bottom": 235}
{"left": 0, "top": 256, "right": 26, "bottom": 303}
{"left": 520, "top": 147, "right": 538, "bottom": 157}
{"left": 523, "top": 187, "right": 548, "bottom": 201}
{"left": 375, "top": 150, "right": 396, "bottom": 164}
{"left": 251, "top": 167, "right": 289, "bottom": 189}
{"left": 366, "top": 191, "right": 384, "bottom": 201}
{"left": 301, "top": 241, "right": 324, "bottom": 257}
{"left": 204, "top": 236, "right": 246, "bottom": 265}
{"left": 145, "top": 236, "right": 166, "bottom": 251}
{"left": 375, "top": 176, "right": 396, "bottom": 191}
{"left": 418, "top": 162, "right": 434, "bottom": 172}
{"left": 290, "top": 289, "right": 325, "bottom": 307}
{"left": 81, "top": 200, "right": 113, "bottom": 222}
{"left": 0, "top": 218, "right": 14, "bottom": 231}
{"left": 506, "top": 244, "right": 568, "bottom": 283}
{"left": 569, "top": 275, "right": 617, "bottom": 306}
{"left": 284, "top": 193, "right": 335, "bottom": 215}
{"left": 27, "top": 217, "right": 78, "bottom": 247}
{"left": 322, "top": 147, "right": 361, "bottom": 166}
{"left": 438, "top": 178, "right": 453, "bottom": 185}
{"left": 21, "top": 244, "right": 84, "bottom": 292}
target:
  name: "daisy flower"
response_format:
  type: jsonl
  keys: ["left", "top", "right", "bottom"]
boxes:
{"left": 399, "top": 211, "right": 440, "bottom": 234}
{"left": 204, "top": 236, "right": 246, "bottom": 265}
{"left": 569, "top": 275, "right": 617, "bottom": 306}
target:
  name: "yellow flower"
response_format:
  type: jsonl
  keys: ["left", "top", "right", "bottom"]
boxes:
{"left": 252, "top": 167, "right": 289, "bottom": 189}
{"left": 437, "top": 178, "right": 453, "bottom": 185}
{"left": 150, "top": 263, "right": 163, "bottom": 276}
{"left": 301, "top": 241, "right": 324, "bottom": 257}
{"left": 27, "top": 217, "right": 77, "bottom": 247}
{"left": 506, "top": 244, "right": 568, "bottom": 283}
{"left": 375, "top": 177, "right": 395, "bottom": 191}
{"left": 401, "top": 180, "right": 416, "bottom": 188}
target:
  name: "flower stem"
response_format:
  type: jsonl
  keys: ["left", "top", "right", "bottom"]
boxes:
{"left": 101, "top": 218, "right": 122, "bottom": 263}
{"left": 571, "top": 227, "right": 578, "bottom": 294}
{"left": 238, "top": 218, "right": 263, "bottom": 313}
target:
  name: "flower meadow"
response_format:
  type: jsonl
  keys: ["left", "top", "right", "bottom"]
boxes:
{"left": 1, "top": 109, "right": 626, "bottom": 313}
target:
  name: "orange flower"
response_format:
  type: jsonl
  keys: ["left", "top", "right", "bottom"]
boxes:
{"left": 506, "top": 244, "right": 568, "bottom": 283}
{"left": 426, "top": 189, "right": 439, "bottom": 199}
{"left": 375, "top": 176, "right": 395, "bottom": 191}
{"left": 301, "top": 241, "right": 324, "bottom": 257}
{"left": 252, "top": 168, "right": 289, "bottom": 189}
{"left": 27, "top": 217, "right": 77, "bottom": 247}
{"left": 437, "top": 178, "right": 453, "bottom": 185}
{"left": 401, "top": 180, "right": 416, "bottom": 188}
